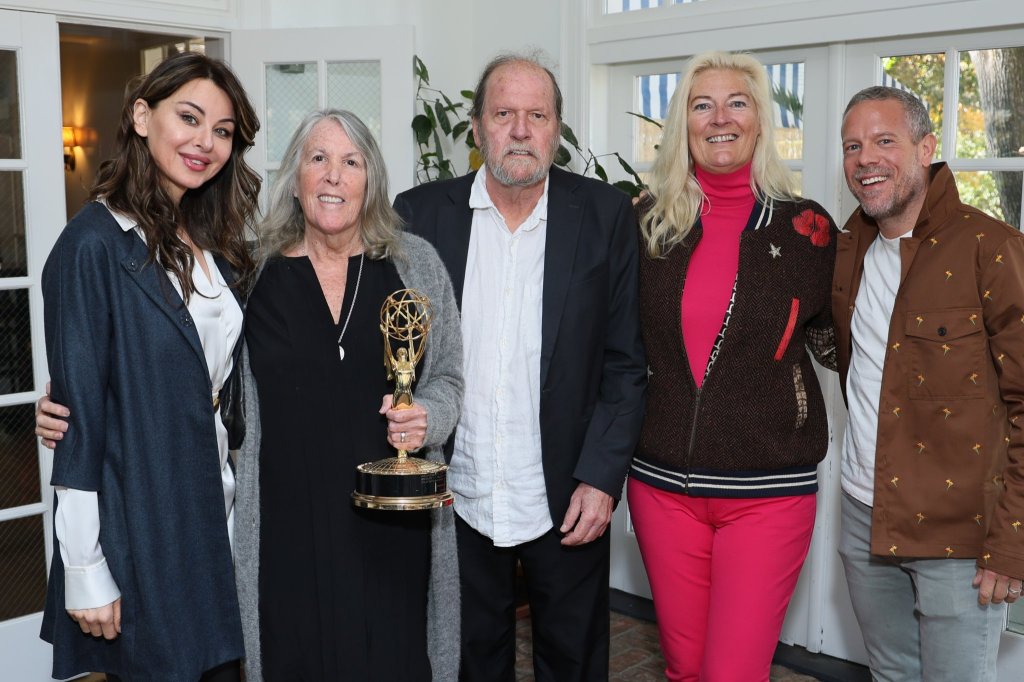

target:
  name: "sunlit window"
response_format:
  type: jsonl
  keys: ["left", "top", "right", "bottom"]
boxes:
{"left": 882, "top": 47, "right": 1024, "bottom": 230}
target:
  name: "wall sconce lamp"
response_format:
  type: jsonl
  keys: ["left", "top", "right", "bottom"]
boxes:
{"left": 63, "top": 126, "right": 80, "bottom": 171}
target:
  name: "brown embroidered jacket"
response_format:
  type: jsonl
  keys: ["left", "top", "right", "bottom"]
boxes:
{"left": 834, "top": 163, "right": 1024, "bottom": 579}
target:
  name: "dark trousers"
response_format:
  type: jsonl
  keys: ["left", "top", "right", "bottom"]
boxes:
{"left": 107, "top": 659, "right": 240, "bottom": 682}
{"left": 455, "top": 513, "right": 610, "bottom": 682}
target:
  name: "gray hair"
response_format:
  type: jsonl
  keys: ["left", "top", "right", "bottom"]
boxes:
{"left": 843, "top": 86, "right": 932, "bottom": 143}
{"left": 469, "top": 52, "right": 563, "bottom": 122}
{"left": 260, "top": 109, "right": 404, "bottom": 261}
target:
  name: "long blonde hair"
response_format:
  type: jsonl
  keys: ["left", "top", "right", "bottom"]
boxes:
{"left": 641, "top": 51, "right": 797, "bottom": 257}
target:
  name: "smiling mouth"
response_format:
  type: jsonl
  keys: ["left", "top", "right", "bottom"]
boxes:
{"left": 706, "top": 134, "right": 738, "bottom": 143}
{"left": 318, "top": 195, "right": 345, "bottom": 204}
{"left": 182, "top": 155, "right": 210, "bottom": 170}
{"left": 858, "top": 175, "right": 888, "bottom": 186}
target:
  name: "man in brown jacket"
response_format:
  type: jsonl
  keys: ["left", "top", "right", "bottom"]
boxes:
{"left": 834, "top": 85, "right": 1024, "bottom": 681}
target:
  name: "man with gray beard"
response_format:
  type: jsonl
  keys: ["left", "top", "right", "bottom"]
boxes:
{"left": 394, "top": 54, "right": 646, "bottom": 681}
{"left": 834, "top": 85, "right": 1024, "bottom": 681}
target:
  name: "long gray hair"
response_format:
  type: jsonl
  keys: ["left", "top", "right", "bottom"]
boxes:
{"left": 260, "top": 109, "right": 404, "bottom": 261}
{"left": 642, "top": 51, "right": 798, "bottom": 257}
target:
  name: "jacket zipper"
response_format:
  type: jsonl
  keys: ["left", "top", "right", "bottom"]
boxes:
{"left": 684, "top": 387, "right": 703, "bottom": 493}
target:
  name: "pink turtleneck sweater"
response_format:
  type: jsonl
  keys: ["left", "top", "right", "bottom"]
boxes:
{"left": 682, "top": 162, "right": 755, "bottom": 387}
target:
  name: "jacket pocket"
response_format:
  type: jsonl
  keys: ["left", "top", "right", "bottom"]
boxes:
{"left": 793, "top": 363, "right": 808, "bottom": 429}
{"left": 904, "top": 307, "right": 986, "bottom": 399}
{"left": 774, "top": 298, "right": 800, "bottom": 361}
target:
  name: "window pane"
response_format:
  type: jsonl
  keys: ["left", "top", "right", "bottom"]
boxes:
{"left": 0, "top": 51, "right": 22, "bottom": 159}
{"left": 0, "top": 404, "right": 38, "bottom": 508}
{"left": 0, "top": 288, "right": 33, "bottom": 393}
{"left": 766, "top": 62, "right": 804, "bottom": 161}
{"left": 632, "top": 62, "right": 804, "bottom": 165}
{"left": 607, "top": 0, "right": 706, "bottom": 14}
{"left": 0, "top": 514, "right": 47, "bottom": 621}
{"left": 958, "top": 47, "right": 1024, "bottom": 160}
{"left": 953, "top": 170, "right": 1022, "bottom": 228}
{"left": 265, "top": 62, "right": 319, "bottom": 164}
{"left": 0, "top": 171, "right": 26, "bottom": 278}
{"left": 325, "top": 62, "right": 382, "bottom": 143}
{"left": 634, "top": 72, "right": 678, "bottom": 165}
{"left": 881, "top": 54, "right": 945, "bottom": 158}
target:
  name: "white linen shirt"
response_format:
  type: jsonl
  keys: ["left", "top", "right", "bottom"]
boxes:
{"left": 54, "top": 204, "right": 243, "bottom": 609}
{"left": 449, "top": 168, "right": 551, "bottom": 547}
{"left": 841, "top": 231, "right": 910, "bottom": 507}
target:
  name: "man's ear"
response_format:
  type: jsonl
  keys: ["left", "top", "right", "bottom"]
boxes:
{"left": 918, "top": 132, "right": 937, "bottom": 167}
{"left": 132, "top": 99, "right": 151, "bottom": 138}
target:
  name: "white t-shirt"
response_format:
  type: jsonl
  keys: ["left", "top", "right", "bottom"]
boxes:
{"left": 841, "top": 231, "right": 910, "bottom": 507}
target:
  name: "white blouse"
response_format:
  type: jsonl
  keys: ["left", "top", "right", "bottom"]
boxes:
{"left": 54, "top": 205, "right": 243, "bottom": 610}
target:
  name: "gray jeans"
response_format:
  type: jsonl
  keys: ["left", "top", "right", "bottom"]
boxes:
{"left": 838, "top": 492, "right": 1005, "bottom": 682}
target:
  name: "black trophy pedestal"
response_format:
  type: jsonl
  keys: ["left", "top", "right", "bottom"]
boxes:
{"left": 352, "top": 456, "right": 454, "bottom": 510}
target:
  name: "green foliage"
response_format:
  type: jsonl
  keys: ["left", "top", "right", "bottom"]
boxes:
{"left": 880, "top": 53, "right": 1004, "bottom": 216}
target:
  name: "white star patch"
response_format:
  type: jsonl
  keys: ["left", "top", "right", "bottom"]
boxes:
{"left": 769, "top": 243, "right": 782, "bottom": 259}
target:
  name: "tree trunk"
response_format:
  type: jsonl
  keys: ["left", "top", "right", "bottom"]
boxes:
{"left": 969, "top": 48, "right": 1024, "bottom": 228}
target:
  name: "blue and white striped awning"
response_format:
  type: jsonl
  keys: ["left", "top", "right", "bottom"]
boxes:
{"left": 638, "top": 62, "right": 805, "bottom": 129}
{"left": 608, "top": 0, "right": 703, "bottom": 13}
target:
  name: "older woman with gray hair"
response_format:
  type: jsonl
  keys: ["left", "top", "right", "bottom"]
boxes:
{"left": 234, "top": 109, "right": 462, "bottom": 681}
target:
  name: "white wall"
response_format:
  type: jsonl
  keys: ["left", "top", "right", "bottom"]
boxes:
{"left": 265, "top": 0, "right": 562, "bottom": 180}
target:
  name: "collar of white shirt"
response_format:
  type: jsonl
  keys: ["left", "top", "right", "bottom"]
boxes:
{"left": 469, "top": 165, "right": 550, "bottom": 230}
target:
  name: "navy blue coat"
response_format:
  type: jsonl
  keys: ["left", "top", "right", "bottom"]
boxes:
{"left": 40, "top": 202, "right": 244, "bottom": 680}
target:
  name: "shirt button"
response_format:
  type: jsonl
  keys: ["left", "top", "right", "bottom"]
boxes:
{"left": 937, "top": 327, "right": 947, "bottom": 336}
{"left": 126, "top": 258, "right": 138, "bottom": 272}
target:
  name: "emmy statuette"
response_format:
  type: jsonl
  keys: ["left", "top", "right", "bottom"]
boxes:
{"left": 351, "top": 289, "right": 454, "bottom": 511}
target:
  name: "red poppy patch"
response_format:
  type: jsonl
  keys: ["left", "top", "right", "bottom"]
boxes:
{"left": 793, "top": 209, "right": 831, "bottom": 247}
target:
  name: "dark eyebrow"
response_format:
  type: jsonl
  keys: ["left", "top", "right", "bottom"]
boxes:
{"left": 179, "top": 99, "right": 235, "bottom": 126}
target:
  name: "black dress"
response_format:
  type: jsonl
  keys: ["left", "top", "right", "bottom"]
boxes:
{"left": 246, "top": 254, "right": 432, "bottom": 681}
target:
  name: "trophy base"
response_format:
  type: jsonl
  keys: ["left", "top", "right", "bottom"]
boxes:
{"left": 352, "top": 456, "right": 454, "bottom": 511}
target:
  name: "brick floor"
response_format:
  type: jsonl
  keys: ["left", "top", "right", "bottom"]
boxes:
{"left": 514, "top": 610, "right": 822, "bottom": 681}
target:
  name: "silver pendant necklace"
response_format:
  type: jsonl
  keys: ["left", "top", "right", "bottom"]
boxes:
{"left": 337, "top": 253, "right": 365, "bottom": 361}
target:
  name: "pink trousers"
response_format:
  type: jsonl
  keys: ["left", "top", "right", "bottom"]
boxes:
{"left": 627, "top": 478, "right": 816, "bottom": 682}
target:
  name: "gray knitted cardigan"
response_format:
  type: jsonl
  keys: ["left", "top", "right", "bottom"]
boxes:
{"left": 233, "top": 232, "right": 463, "bottom": 681}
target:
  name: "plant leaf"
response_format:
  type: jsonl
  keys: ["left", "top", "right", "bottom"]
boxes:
{"left": 466, "top": 129, "right": 477, "bottom": 150}
{"left": 434, "top": 101, "right": 452, "bottom": 135}
{"left": 613, "top": 180, "right": 642, "bottom": 197}
{"left": 452, "top": 120, "right": 470, "bottom": 141}
{"left": 554, "top": 144, "right": 572, "bottom": 167}
{"left": 460, "top": 90, "right": 475, "bottom": 100}
{"left": 413, "top": 55, "right": 429, "bottom": 85}
{"left": 560, "top": 122, "right": 581, "bottom": 150}
{"left": 614, "top": 153, "right": 644, "bottom": 184}
{"left": 626, "top": 111, "right": 664, "bottom": 128}
{"left": 593, "top": 160, "right": 608, "bottom": 182}
{"left": 412, "top": 114, "right": 432, "bottom": 145}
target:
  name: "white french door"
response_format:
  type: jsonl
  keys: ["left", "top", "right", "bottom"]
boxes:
{"left": 230, "top": 25, "right": 415, "bottom": 207}
{"left": 0, "top": 8, "right": 67, "bottom": 680}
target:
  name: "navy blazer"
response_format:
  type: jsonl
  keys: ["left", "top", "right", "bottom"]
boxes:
{"left": 40, "top": 202, "right": 244, "bottom": 680}
{"left": 394, "top": 166, "right": 647, "bottom": 524}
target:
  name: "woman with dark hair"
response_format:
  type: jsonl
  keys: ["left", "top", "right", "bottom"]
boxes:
{"left": 38, "top": 51, "right": 260, "bottom": 681}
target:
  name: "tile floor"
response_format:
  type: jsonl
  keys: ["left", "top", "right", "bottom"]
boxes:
{"left": 514, "top": 610, "right": 822, "bottom": 681}
{"left": 81, "top": 611, "right": 823, "bottom": 681}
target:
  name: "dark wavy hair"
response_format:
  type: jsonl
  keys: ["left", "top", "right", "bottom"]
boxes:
{"left": 91, "top": 51, "right": 260, "bottom": 300}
